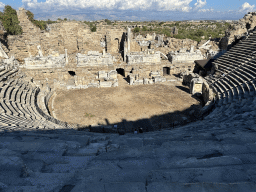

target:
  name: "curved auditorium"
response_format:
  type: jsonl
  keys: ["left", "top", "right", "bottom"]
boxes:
{"left": 0, "top": 8, "right": 256, "bottom": 192}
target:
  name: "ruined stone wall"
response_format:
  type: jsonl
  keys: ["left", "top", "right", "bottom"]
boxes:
{"left": 220, "top": 12, "right": 256, "bottom": 50}
{"left": 130, "top": 40, "right": 141, "bottom": 52}
{"left": 7, "top": 8, "right": 125, "bottom": 62}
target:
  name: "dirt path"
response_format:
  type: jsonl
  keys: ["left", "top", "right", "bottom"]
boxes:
{"left": 52, "top": 78, "right": 202, "bottom": 128}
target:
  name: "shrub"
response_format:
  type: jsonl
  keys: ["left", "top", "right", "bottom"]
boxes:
{"left": 133, "top": 27, "right": 140, "bottom": 33}
{"left": 91, "top": 25, "right": 96, "bottom": 32}
{"left": 0, "top": 5, "right": 23, "bottom": 35}
{"left": 105, "top": 19, "right": 112, "bottom": 25}
{"left": 142, "top": 26, "right": 148, "bottom": 31}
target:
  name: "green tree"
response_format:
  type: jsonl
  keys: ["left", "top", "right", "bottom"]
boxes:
{"left": 134, "top": 27, "right": 140, "bottom": 33}
{"left": 64, "top": 18, "right": 67, "bottom": 21}
{"left": 26, "top": 10, "right": 47, "bottom": 30}
{"left": 142, "top": 26, "right": 148, "bottom": 31}
{"left": 0, "top": 5, "right": 23, "bottom": 35}
{"left": 104, "top": 19, "right": 112, "bottom": 25}
{"left": 90, "top": 25, "right": 96, "bottom": 32}
{"left": 159, "top": 22, "right": 165, "bottom": 26}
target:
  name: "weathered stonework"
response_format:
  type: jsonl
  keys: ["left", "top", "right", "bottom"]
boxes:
{"left": 77, "top": 51, "right": 114, "bottom": 67}
{"left": 7, "top": 8, "right": 125, "bottom": 63}
{"left": 22, "top": 54, "right": 66, "bottom": 69}
{"left": 126, "top": 50, "right": 161, "bottom": 64}
{"left": 168, "top": 46, "right": 205, "bottom": 64}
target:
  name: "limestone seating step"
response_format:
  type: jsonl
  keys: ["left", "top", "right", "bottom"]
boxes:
{"left": 225, "top": 75, "right": 245, "bottom": 98}
{"left": 214, "top": 81, "right": 229, "bottom": 104}
{"left": 212, "top": 83, "right": 225, "bottom": 104}
{"left": 233, "top": 70, "right": 253, "bottom": 85}
{"left": 12, "top": 102, "right": 28, "bottom": 119}
{"left": 5, "top": 101, "right": 20, "bottom": 116}
{"left": 220, "top": 56, "right": 247, "bottom": 65}
{"left": 1, "top": 129, "right": 256, "bottom": 192}
{"left": 215, "top": 68, "right": 229, "bottom": 75}
{"left": 230, "top": 45, "right": 256, "bottom": 51}
{"left": 10, "top": 86, "right": 20, "bottom": 102}
{"left": 241, "top": 65, "right": 256, "bottom": 77}
{"left": 219, "top": 59, "right": 241, "bottom": 67}
{"left": 0, "top": 69, "right": 11, "bottom": 78}
{"left": 16, "top": 103, "right": 34, "bottom": 120}
{"left": 222, "top": 78, "right": 239, "bottom": 98}
{"left": 215, "top": 59, "right": 241, "bottom": 69}
{"left": 0, "top": 69, "right": 18, "bottom": 82}
{"left": 0, "top": 99, "right": 13, "bottom": 115}
{"left": 5, "top": 86, "right": 14, "bottom": 101}
{"left": 0, "top": 115, "right": 30, "bottom": 127}
{"left": 232, "top": 71, "right": 252, "bottom": 92}
{"left": 0, "top": 101, "right": 5, "bottom": 114}
{"left": 16, "top": 84, "right": 26, "bottom": 103}
{"left": 216, "top": 54, "right": 242, "bottom": 62}
{"left": 217, "top": 64, "right": 235, "bottom": 74}
{"left": 0, "top": 84, "right": 10, "bottom": 99}
{"left": 225, "top": 54, "right": 250, "bottom": 61}
{"left": 219, "top": 79, "right": 235, "bottom": 102}
{"left": 229, "top": 50, "right": 253, "bottom": 56}
{"left": 245, "top": 63, "right": 256, "bottom": 72}
{"left": 237, "top": 68, "right": 256, "bottom": 84}
{"left": 0, "top": 114, "right": 43, "bottom": 128}
{"left": 225, "top": 46, "right": 255, "bottom": 54}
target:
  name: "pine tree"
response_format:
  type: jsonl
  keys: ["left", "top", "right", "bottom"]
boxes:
{"left": 0, "top": 5, "right": 22, "bottom": 35}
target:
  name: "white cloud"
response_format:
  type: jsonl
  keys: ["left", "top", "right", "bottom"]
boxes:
{"left": 198, "top": 8, "right": 214, "bottom": 13}
{"left": 0, "top": 2, "right": 5, "bottom": 9}
{"left": 194, "top": 0, "right": 206, "bottom": 10}
{"left": 22, "top": 0, "right": 200, "bottom": 12}
{"left": 239, "top": 2, "right": 255, "bottom": 12}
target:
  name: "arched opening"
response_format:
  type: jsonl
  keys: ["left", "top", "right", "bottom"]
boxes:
{"left": 116, "top": 68, "right": 125, "bottom": 77}
{"left": 68, "top": 71, "right": 76, "bottom": 76}
{"left": 163, "top": 67, "right": 170, "bottom": 76}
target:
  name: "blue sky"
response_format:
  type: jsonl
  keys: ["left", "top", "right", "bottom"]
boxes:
{"left": 0, "top": 0, "right": 255, "bottom": 21}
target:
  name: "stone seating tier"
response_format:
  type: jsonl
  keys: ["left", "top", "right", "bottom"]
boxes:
{"left": 1, "top": 93, "right": 256, "bottom": 190}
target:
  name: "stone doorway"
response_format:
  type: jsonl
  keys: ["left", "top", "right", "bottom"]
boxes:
{"left": 163, "top": 67, "right": 170, "bottom": 76}
{"left": 116, "top": 68, "right": 125, "bottom": 77}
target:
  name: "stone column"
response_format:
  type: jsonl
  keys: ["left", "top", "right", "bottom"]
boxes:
{"left": 37, "top": 45, "right": 43, "bottom": 57}
{"left": 127, "top": 28, "right": 131, "bottom": 53}
{"left": 124, "top": 41, "right": 127, "bottom": 63}
{"left": 65, "top": 49, "right": 68, "bottom": 65}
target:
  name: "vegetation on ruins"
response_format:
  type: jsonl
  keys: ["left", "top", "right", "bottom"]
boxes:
{"left": 104, "top": 19, "right": 112, "bottom": 25}
{"left": 26, "top": 10, "right": 52, "bottom": 30}
{"left": 132, "top": 21, "right": 231, "bottom": 42}
{"left": 90, "top": 25, "right": 97, "bottom": 32}
{"left": 0, "top": 5, "right": 23, "bottom": 35}
{"left": 83, "top": 21, "right": 97, "bottom": 32}
{"left": 46, "top": 19, "right": 57, "bottom": 24}
{"left": 134, "top": 27, "right": 140, "bottom": 33}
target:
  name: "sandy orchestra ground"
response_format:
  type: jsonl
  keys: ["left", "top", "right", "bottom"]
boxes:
{"left": 51, "top": 76, "right": 202, "bottom": 129}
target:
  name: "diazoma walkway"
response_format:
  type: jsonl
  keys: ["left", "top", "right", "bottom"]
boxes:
{"left": 1, "top": 32, "right": 256, "bottom": 192}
